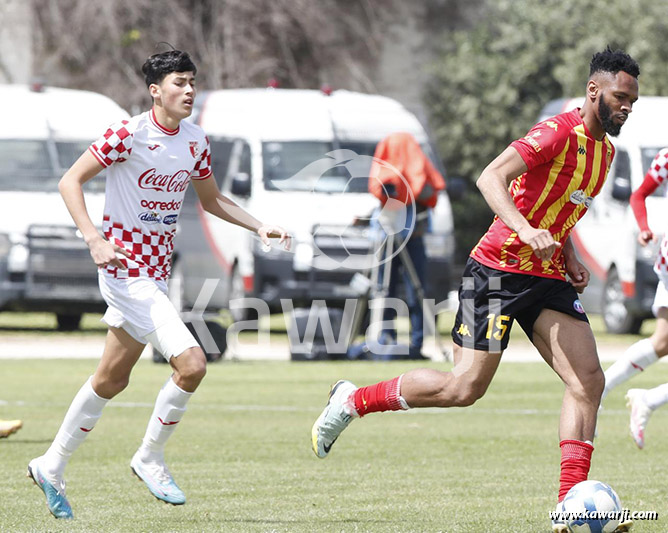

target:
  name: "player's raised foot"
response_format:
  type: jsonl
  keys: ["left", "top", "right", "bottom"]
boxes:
{"left": 27, "top": 457, "right": 73, "bottom": 519}
{"left": 130, "top": 452, "right": 185, "bottom": 505}
{"left": 311, "top": 380, "right": 357, "bottom": 458}
{"left": 626, "top": 388, "right": 652, "bottom": 449}
{"left": 614, "top": 518, "right": 633, "bottom": 532}
{"left": 0, "top": 419, "right": 22, "bottom": 438}
{"left": 551, "top": 500, "right": 568, "bottom": 533}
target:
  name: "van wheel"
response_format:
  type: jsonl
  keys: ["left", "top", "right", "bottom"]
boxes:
{"left": 56, "top": 313, "right": 82, "bottom": 331}
{"left": 228, "top": 266, "right": 249, "bottom": 322}
{"left": 602, "top": 268, "right": 643, "bottom": 334}
{"left": 168, "top": 260, "right": 187, "bottom": 313}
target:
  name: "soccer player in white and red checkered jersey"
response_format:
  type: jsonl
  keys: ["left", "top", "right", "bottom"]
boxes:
{"left": 602, "top": 147, "right": 668, "bottom": 449}
{"left": 27, "top": 49, "right": 290, "bottom": 519}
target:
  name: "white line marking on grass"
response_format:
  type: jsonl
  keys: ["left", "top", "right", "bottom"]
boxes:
{"left": 0, "top": 399, "right": 631, "bottom": 417}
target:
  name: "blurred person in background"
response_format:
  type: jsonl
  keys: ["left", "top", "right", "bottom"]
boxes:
{"left": 369, "top": 132, "right": 445, "bottom": 360}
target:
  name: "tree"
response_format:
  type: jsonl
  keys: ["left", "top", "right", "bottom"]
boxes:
{"left": 31, "top": 0, "right": 402, "bottom": 110}
{"left": 426, "top": 0, "right": 668, "bottom": 261}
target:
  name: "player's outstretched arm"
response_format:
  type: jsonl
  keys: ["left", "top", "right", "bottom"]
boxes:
{"left": 630, "top": 173, "right": 660, "bottom": 246}
{"left": 192, "top": 175, "right": 291, "bottom": 250}
{"left": 476, "top": 146, "right": 559, "bottom": 262}
{"left": 58, "top": 150, "right": 129, "bottom": 269}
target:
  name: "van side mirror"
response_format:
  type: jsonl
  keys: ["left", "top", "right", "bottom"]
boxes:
{"left": 231, "top": 173, "right": 251, "bottom": 197}
{"left": 611, "top": 176, "right": 631, "bottom": 202}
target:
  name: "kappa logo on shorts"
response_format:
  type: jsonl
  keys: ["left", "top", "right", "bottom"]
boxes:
{"left": 457, "top": 324, "right": 472, "bottom": 337}
{"left": 573, "top": 299, "right": 585, "bottom": 313}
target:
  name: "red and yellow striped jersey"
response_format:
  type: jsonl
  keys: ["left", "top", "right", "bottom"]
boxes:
{"left": 471, "top": 108, "right": 614, "bottom": 280}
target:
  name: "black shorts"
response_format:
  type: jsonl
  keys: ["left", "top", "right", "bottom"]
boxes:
{"left": 451, "top": 258, "right": 589, "bottom": 352}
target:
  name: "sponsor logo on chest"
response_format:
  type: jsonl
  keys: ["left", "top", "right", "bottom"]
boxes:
{"left": 569, "top": 189, "right": 594, "bottom": 208}
{"left": 139, "top": 211, "right": 162, "bottom": 224}
{"left": 138, "top": 168, "right": 190, "bottom": 192}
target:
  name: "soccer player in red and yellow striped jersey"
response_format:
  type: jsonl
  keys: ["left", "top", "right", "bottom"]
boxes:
{"left": 472, "top": 107, "right": 615, "bottom": 280}
{"left": 311, "top": 47, "right": 639, "bottom": 533}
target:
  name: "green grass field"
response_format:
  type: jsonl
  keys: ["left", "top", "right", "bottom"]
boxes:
{"left": 1, "top": 359, "right": 667, "bottom": 532}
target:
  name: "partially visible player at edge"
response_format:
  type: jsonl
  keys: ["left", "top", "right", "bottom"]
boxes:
{"left": 27, "top": 49, "right": 289, "bottom": 519}
{"left": 601, "top": 146, "right": 668, "bottom": 449}
{"left": 311, "top": 46, "right": 638, "bottom": 533}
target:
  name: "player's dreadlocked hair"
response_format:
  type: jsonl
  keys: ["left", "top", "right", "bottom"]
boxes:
{"left": 590, "top": 46, "right": 639, "bottom": 79}
{"left": 142, "top": 49, "right": 197, "bottom": 87}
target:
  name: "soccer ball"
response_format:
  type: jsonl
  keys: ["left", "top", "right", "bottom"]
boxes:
{"left": 562, "top": 480, "right": 623, "bottom": 533}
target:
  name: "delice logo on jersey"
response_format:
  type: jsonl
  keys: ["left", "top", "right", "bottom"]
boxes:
{"left": 138, "top": 168, "right": 191, "bottom": 192}
{"left": 139, "top": 211, "right": 162, "bottom": 224}
{"left": 163, "top": 214, "right": 178, "bottom": 225}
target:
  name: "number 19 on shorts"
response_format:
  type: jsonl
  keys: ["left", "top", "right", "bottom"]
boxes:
{"left": 486, "top": 314, "right": 510, "bottom": 341}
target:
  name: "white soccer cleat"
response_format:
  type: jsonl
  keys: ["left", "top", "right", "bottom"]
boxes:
{"left": 311, "top": 380, "right": 357, "bottom": 458}
{"left": 626, "top": 388, "right": 652, "bottom": 449}
{"left": 551, "top": 500, "right": 568, "bottom": 533}
{"left": 0, "top": 419, "right": 22, "bottom": 438}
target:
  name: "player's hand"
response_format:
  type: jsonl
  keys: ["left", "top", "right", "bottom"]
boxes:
{"left": 257, "top": 225, "right": 291, "bottom": 251}
{"left": 517, "top": 226, "right": 561, "bottom": 262}
{"left": 637, "top": 229, "right": 655, "bottom": 246}
{"left": 88, "top": 236, "right": 130, "bottom": 269}
{"left": 565, "top": 258, "right": 590, "bottom": 294}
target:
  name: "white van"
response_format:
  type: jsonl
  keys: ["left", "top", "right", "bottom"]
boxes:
{"left": 172, "top": 88, "right": 455, "bottom": 317}
{"left": 539, "top": 97, "right": 668, "bottom": 333}
{"left": 0, "top": 84, "right": 129, "bottom": 329}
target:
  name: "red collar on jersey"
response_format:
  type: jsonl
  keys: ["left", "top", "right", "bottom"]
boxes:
{"left": 150, "top": 108, "right": 180, "bottom": 136}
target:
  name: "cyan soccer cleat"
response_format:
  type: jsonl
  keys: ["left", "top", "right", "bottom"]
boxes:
{"left": 130, "top": 452, "right": 186, "bottom": 505}
{"left": 27, "top": 457, "right": 73, "bottom": 519}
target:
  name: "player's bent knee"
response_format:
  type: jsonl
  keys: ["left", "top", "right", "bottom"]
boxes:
{"left": 567, "top": 366, "right": 604, "bottom": 403}
{"left": 93, "top": 375, "right": 130, "bottom": 399}
{"left": 174, "top": 347, "right": 207, "bottom": 384}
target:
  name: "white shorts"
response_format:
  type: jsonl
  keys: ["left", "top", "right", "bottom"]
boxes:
{"left": 98, "top": 272, "right": 199, "bottom": 360}
{"left": 652, "top": 272, "right": 668, "bottom": 316}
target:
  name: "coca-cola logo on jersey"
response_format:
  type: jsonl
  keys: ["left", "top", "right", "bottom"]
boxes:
{"left": 138, "top": 168, "right": 190, "bottom": 192}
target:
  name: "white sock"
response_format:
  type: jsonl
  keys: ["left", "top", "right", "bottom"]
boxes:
{"left": 43, "top": 376, "right": 109, "bottom": 477}
{"left": 137, "top": 377, "right": 192, "bottom": 462}
{"left": 644, "top": 383, "right": 668, "bottom": 410}
{"left": 603, "top": 338, "right": 658, "bottom": 399}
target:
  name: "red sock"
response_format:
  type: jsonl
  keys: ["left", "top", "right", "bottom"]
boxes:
{"left": 558, "top": 440, "right": 594, "bottom": 502}
{"left": 353, "top": 376, "right": 404, "bottom": 417}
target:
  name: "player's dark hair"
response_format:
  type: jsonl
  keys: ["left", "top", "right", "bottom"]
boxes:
{"left": 590, "top": 46, "right": 639, "bottom": 79}
{"left": 141, "top": 49, "right": 197, "bottom": 87}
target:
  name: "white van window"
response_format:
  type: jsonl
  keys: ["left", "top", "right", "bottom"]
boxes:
{"left": 209, "top": 139, "right": 235, "bottom": 188}
{"left": 55, "top": 141, "right": 106, "bottom": 193}
{"left": 641, "top": 147, "right": 668, "bottom": 197}
{"left": 0, "top": 139, "right": 55, "bottom": 191}
{"left": 0, "top": 139, "right": 107, "bottom": 193}
{"left": 262, "top": 141, "right": 377, "bottom": 193}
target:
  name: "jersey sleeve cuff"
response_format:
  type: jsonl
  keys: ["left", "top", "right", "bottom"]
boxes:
{"left": 88, "top": 146, "right": 110, "bottom": 168}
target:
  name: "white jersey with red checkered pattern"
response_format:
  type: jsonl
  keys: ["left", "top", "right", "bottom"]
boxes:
{"left": 89, "top": 108, "right": 212, "bottom": 280}
{"left": 645, "top": 148, "right": 668, "bottom": 276}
